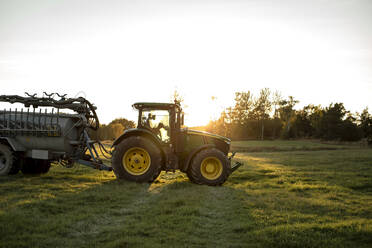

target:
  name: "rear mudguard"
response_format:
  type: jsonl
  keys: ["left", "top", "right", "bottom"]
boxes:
{"left": 113, "top": 128, "right": 163, "bottom": 148}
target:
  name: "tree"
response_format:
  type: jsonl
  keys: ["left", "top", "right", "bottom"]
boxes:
{"left": 110, "top": 123, "right": 125, "bottom": 139}
{"left": 95, "top": 118, "right": 136, "bottom": 141}
{"left": 214, "top": 92, "right": 254, "bottom": 139}
{"left": 253, "top": 88, "right": 272, "bottom": 140}
{"left": 293, "top": 104, "right": 321, "bottom": 138}
{"left": 224, "top": 107, "right": 235, "bottom": 138}
{"left": 233, "top": 91, "right": 254, "bottom": 124}
{"left": 359, "top": 107, "right": 372, "bottom": 144}
{"left": 278, "top": 96, "right": 298, "bottom": 138}
{"left": 109, "top": 118, "right": 136, "bottom": 130}
{"left": 340, "top": 113, "right": 362, "bottom": 141}
{"left": 319, "top": 103, "right": 347, "bottom": 140}
{"left": 272, "top": 90, "right": 283, "bottom": 119}
{"left": 271, "top": 90, "right": 283, "bottom": 139}
{"left": 206, "top": 88, "right": 364, "bottom": 142}
{"left": 307, "top": 105, "right": 323, "bottom": 138}
{"left": 293, "top": 108, "right": 312, "bottom": 138}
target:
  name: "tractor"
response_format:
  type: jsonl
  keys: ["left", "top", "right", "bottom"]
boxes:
{"left": 112, "top": 102, "right": 242, "bottom": 186}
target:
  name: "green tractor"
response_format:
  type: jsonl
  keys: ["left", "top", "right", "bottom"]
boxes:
{"left": 111, "top": 102, "right": 242, "bottom": 186}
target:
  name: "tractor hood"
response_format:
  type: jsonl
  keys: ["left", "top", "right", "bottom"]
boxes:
{"left": 184, "top": 129, "right": 231, "bottom": 144}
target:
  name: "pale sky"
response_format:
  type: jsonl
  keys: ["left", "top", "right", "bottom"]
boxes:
{"left": 1, "top": 0, "right": 371, "bottom": 126}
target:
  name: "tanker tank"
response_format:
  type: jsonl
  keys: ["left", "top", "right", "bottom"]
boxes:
{"left": 0, "top": 93, "right": 112, "bottom": 175}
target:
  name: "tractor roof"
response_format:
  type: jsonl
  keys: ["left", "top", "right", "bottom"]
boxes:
{"left": 132, "top": 102, "right": 181, "bottom": 110}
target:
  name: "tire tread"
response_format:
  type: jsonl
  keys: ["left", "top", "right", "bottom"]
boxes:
{"left": 112, "top": 136, "right": 162, "bottom": 183}
{"left": 188, "top": 148, "right": 230, "bottom": 186}
{"left": 0, "top": 144, "right": 17, "bottom": 176}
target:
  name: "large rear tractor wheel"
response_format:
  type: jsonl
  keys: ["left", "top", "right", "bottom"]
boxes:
{"left": 21, "top": 158, "right": 51, "bottom": 174}
{"left": 0, "top": 144, "right": 18, "bottom": 176}
{"left": 112, "top": 136, "right": 162, "bottom": 183}
{"left": 188, "top": 148, "right": 230, "bottom": 186}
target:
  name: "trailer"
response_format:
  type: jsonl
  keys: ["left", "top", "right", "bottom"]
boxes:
{"left": 0, "top": 93, "right": 111, "bottom": 175}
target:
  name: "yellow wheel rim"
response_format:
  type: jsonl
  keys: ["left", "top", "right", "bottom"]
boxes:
{"left": 200, "top": 157, "right": 223, "bottom": 180}
{"left": 122, "top": 147, "right": 151, "bottom": 176}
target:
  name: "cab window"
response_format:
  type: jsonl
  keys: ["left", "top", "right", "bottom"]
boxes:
{"left": 141, "top": 110, "right": 170, "bottom": 143}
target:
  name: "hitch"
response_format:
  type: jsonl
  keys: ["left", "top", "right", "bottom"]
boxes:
{"left": 231, "top": 161, "right": 243, "bottom": 172}
{"left": 77, "top": 159, "right": 113, "bottom": 171}
{"left": 228, "top": 151, "right": 243, "bottom": 172}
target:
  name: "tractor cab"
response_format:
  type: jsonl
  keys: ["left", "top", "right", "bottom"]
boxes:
{"left": 133, "top": 102, "right": 183, "bottom": 146}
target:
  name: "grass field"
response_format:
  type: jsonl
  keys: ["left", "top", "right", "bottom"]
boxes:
{"left": 0, "top": 141, "right": 371, "bottom": 247}
{"left": 231, "top": 140, "right": 355, "bottom": 152}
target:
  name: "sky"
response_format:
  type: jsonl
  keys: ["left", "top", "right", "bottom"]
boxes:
{"left": 0, "top": 0, "right": 371, "bottom": 126}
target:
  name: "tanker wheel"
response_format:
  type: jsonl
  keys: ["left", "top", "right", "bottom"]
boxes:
{"left": 0, "top": 144, "right": 17, "bottom": 176}
{"left": 8, "top": 156, "right": 21, "bottom": 175}
{"left": 21, "top": 158, "right": 51, "bottom": 174}
{"left": 112, "top": 136, "right": 162, "bottom": 183}
{"left": 188, "top": 148, "right": 230, "bottom": 186}
{"left": 37, "top": 160, "right": 51, "bottom": 174}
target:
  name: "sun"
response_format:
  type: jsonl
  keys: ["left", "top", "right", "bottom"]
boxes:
{"left": 183, "top": 99, "right": 225, "bottom": 127}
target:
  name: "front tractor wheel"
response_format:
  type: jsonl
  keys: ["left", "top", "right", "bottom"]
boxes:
{"left": 112, "top": 136, "right": 162, "bottom": 183}
{"left": 188, "top": 148, "right": 230, "bottom": 186}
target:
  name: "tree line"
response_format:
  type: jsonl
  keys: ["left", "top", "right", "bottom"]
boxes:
{"left": 90, "top": 118, "right": 136, "bottom": 141}
{"left": 91, "top": 89, "right": 372, "bottom": 144}
{"left": 204, "top": 88, "right": 372, "bottom": 143}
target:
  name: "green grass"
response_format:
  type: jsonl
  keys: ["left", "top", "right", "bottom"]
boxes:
{"left": 1, "top": 142, "right": 372, "bottom": 247}
{"left": 231, "top": 140, "right": 354, "bottom": 152}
